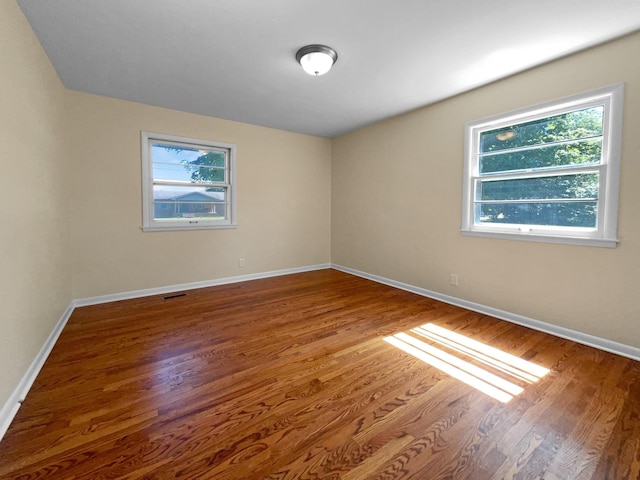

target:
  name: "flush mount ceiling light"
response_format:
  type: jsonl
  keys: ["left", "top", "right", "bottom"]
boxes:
{"left": 296, "top": 44, "right": 338, "bottom": 76}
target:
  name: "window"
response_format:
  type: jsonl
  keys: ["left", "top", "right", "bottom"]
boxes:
{"left": 461, "top": 84, "right": 623, "bottom": 248}
{"left": 141, "top": 132, "right": 237, "bottom": 231}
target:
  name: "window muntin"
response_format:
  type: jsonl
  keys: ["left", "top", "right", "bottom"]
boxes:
{"left": 462, "top": 84, "right": 623, "bottom": 247}
{"left": 142, "top": 132, "right": 237, "bottom": 231}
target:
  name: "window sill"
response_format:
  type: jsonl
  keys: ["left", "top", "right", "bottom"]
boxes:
{"left": 460, "top": 229, "right": 618, "bottom": 248}
{"left": 142, "top": 224, "right": 237, "bottom": 232}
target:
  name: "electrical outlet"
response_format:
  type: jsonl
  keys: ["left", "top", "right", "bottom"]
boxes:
{"left": 449, "top": 274, "right": 459, "bottom": 286}
{"left": 239, "top": 258, "right": 246, "bottom": 268}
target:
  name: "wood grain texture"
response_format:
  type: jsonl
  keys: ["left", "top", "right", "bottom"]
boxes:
{"left": 0, "top": 269, "right": 638, "bottom": 479}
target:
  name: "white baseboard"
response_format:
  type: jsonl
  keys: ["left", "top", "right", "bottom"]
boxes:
{"left": 0, "top": 303, "right": 75, "bottom": 441}
{"left": 331, "top": 264, "right": 640, "bottom": 362}
{"left": 74, "top": 263, "right": 332, "bottom": 307}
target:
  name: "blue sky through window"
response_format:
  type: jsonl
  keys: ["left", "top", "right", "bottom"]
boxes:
{"left": 152, "top": 144, "right": 203, "bottom": 183}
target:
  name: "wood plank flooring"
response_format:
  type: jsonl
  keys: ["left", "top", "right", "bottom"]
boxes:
{"left": 0, "top": 269, "right": 638, "bottom": 479}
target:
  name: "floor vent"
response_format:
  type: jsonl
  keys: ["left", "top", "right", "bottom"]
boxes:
{"left": 163, "top": 293, "right": 187, "bottom": 300}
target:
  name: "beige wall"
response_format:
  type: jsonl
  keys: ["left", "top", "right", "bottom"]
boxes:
{"left": 0, "top": 2, "right": 71, "bottom": 405}
{"left": 332, "top": 32, "right": 640, "bottom": 349}
{"left": 67, "top": 92, "right": 332, "bottom": 299}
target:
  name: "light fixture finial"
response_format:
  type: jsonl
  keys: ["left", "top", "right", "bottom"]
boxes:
{"left": 296, "top": 44, "right": 338, "bottom": 76}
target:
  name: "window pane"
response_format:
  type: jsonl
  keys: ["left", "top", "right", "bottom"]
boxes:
{"left": 476, "top": 201, "right": 597, "bottom": 227}
{"left": 480, "top": 139, "right": 601, "bottom": 175}
{"left": 478, "top": 173, "right": 599, "bottom": 201}
{"left": 153, "top": 186, "right": 227, "bottom": 220}
{"left": 151, "top": 143, "right": 226, "bottom": 184}
{"left": 479, "top": 106, "right": 604, "bottom": 154}
{"left": 153, "top": 162, "right": 226, "bottom": 183}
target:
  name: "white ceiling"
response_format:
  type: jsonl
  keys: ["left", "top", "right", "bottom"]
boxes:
{"left": 17, "top": 0, "right": 640, "bottom": 138}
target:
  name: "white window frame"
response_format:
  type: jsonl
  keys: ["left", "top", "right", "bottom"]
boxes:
{"left": 141, "top": 131, "right": 237, "bottom": 232}
{"left": 461, "top": 84, "right": 624, "bottom": 248}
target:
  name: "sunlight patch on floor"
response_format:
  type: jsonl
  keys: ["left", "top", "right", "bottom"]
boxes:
{"left": 384, "top": 323, "right": 550, "bottom": 403}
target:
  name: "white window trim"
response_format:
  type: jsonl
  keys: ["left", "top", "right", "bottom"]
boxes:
{"left": 141, "top": 131, "right": 237, "bottom": 232}
{"left": 461, "top": 84, "right": 624, "bottom": 248}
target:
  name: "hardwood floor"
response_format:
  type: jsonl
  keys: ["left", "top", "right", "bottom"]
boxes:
{"left": 1, "top": 269, "right": 638, "bottom": 479}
